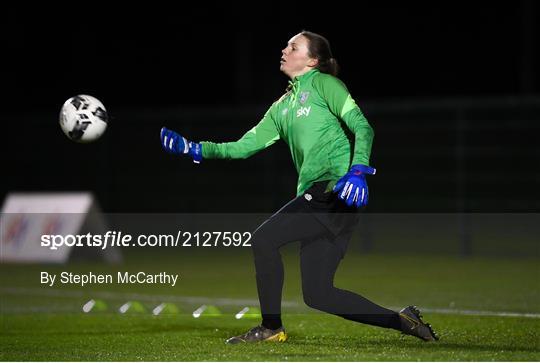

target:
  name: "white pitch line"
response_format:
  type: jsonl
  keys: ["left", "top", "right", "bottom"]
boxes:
{"left": 1, "top": 306, "right": 78, "bottom": 313}
{"left": 0, "top": 287, "right": 298, "bottom": 307}
{"left": 419, "top": 307, "right": 540, "bottom": 319}
{"left": 384, "top": 305, "right": 540, "bottom": 319}
{"left": 2, "top": 287, "right": 539, "bottom": 318}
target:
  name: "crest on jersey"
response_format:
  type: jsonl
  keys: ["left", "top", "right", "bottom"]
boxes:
{"left": 299, "top": 91, "right": 310, "bottom": 104}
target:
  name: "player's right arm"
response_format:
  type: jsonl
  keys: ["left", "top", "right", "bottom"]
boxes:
{"left": 200, "top": 107, "right": 280, "bottom": 159}
{"left": 160, "top": 105, "right": 280, "bottom": 162}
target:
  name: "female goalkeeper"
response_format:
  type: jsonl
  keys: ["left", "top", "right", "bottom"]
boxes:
{"left": 160, "top": 31, "right": 438, "bottom": 344}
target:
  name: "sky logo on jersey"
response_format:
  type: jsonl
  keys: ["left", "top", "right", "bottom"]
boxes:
{"left": 299, "top": 91, "right": 310, "bottom": 104}
{"left": 297, "top": 106, "right": 311, "bottom": 118}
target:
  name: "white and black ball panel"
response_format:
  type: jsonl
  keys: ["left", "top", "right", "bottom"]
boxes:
{"left": 59, "top": 94, "right": 108, "bottom": 143}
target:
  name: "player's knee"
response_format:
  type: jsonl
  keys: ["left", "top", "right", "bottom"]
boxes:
{"left": 250, "top": 231, "right": 272, "bottom": 257}
{"left": 302, "top": 284, "right": 330, "bottom": 311}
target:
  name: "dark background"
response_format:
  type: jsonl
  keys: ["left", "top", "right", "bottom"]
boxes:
{"left": 2, "top": 3, "right": 539, "bottom": 213}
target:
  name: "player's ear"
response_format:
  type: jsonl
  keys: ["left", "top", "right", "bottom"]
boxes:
{"left": 307, "top": 57, "right": 318, "bottom": 68}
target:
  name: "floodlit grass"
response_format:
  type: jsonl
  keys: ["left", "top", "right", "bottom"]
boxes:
{"left": 1, "top": 250, "right": 539, "bottom": 361}
{"left": 1, "top": 313, "right": 539, "bottom": 361}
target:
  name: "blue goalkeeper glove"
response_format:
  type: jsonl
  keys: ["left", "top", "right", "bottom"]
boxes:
{"left": 333, "top": 164, "right": 376, "bottom": 208}
{"left": 160, "top": 127, "right": 202, "bottom": 163}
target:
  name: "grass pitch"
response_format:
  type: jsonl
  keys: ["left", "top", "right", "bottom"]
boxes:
{"left": 1, "top": 249, "right": 539, "bottom": 361}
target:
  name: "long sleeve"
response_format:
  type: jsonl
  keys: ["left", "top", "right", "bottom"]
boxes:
{"left": 201, "top": 107, "right": 280, "bottom": 159}
{"left": 313, "top": 73, "right": 374, "bottom": 166}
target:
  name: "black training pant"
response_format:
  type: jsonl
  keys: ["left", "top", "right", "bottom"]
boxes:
{"left": 251, "top": 182, "right": 400, "bottom": 330}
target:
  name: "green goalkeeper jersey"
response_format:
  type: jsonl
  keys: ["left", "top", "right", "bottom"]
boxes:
{"left": 201, "top": 68, "right": 374, "bottom": 195}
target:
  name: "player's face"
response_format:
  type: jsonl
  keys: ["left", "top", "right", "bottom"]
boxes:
{"left": 280, "top": 34, "right": 318, "bottom": 79}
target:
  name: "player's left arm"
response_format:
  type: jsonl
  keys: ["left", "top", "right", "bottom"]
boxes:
{"left": 313, "top": 73, "right": 375, "bottom": 207}
{"left": 313, "top": 73, "right": 374, "bottom": 166}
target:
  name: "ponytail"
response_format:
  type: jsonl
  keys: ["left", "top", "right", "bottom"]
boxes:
{"left": 318, "top": 57, "right": 339, "bottom": 76}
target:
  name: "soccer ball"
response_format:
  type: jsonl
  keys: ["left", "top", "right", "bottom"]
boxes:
{"left": 59, "top": 94, "right": 108, "bottom": 143}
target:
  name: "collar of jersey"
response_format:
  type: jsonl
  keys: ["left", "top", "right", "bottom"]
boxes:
{"left": 294, "top": 68, "right": 319, "bottom": 82}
